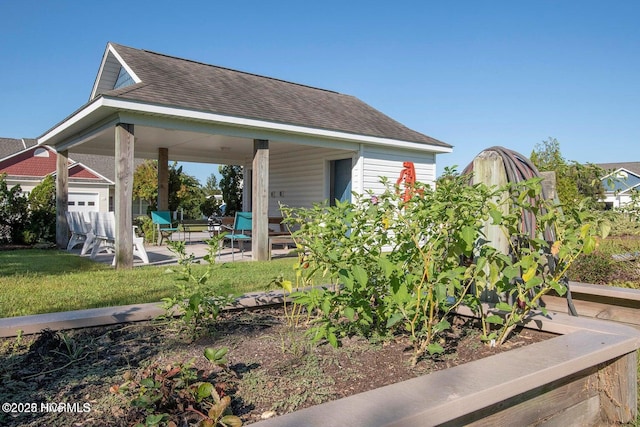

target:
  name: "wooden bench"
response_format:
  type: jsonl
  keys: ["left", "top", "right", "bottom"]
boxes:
{"left": 179, "top": 219, "right": 210, "bottom": 242}
{"left": 268, "top": 217, "right": 295, "bottom": 260}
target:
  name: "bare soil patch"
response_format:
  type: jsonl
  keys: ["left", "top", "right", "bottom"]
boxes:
{"left": 0, "top": 306, "right": 553, "bottom": 426}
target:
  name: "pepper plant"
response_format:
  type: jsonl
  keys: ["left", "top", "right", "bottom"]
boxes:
{"left": 281, "top": 169, "right": 605, "bottom": 365}
{"left": 465, "top": 178, "right": 608, "bottom": 346}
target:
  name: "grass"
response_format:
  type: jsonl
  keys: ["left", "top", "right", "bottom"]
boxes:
{"left": 0, "top": 249, "right": 296, "bottom": 318}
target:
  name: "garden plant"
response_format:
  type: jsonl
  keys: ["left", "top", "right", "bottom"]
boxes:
{"left": 161, "top": 234, "right": 235, "bottom": 341}
{"left": 281, "top": 170, "right": 607, "bottom": 365}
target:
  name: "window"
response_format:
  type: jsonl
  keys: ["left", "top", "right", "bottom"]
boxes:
{"left": 88, "top": 201, "right": 95, "bottom": 206}
{"left": 33, "top": 148, "right": 49, "bottom": 158}
{"left": 68, "top": 201, "right": 75, "bottom": 206}
{"left": 113, "top": 66, "right": 134, "bottom": 90}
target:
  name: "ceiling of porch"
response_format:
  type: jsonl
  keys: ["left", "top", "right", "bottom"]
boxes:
{"left": 65, "top": 123, "right": 347, "bottom": 166}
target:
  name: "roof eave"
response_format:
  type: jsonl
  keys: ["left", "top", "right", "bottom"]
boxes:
{"left": 39, "top": 96, "right": 453, "bottom": 154}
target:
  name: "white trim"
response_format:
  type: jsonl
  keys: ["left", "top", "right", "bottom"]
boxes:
{"left": 38, "top": 99, "right": 106, "bottom": 145}
{"left": 0, "top": 144, "right": 56, "bottom": 163}
{"left": 601, "top": 167, "right": 640, "bottom": 181}
{"left": 38, "top": 97, "right": 453, "bottom": 155}
{"left": 108, "top": 44, "right": 141, "bottom": 84}
{"left": 90, "top": 43, "right": 142, "bottom": 101}
{"left": 67, "top": 160, "right": 115, "bottom": 185}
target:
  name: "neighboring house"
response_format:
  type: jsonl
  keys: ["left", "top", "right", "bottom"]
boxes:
{"left": 597, "top": 162, "right": 640, "bottom": 209}
{"left": 39, "top": 42, "right": 453, "bottom": 263}
{"left": 0, "top": 137, "right": 151, "bottom": 216}
{"left": 0, "top": 138, "right": 113, "bottom": 214}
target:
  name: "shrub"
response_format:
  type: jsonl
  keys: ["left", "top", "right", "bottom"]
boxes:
{"left": 0, "top": 173, "right": 29, "bottom": 244}
{"left": 26, "top": 175, "right": 56, "bottom": 244}
{"left": 281, "top": 173, "right": 604, "bottom": 365}
{"left": 134, "top": 215, "right": 155, "bottom": 244}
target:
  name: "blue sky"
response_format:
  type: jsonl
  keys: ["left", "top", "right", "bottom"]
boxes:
{"left": 1, "top": 0, "right": 638, "bottom": 184}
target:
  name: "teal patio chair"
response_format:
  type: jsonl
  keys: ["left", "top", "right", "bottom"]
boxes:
{"left": 221, "top": 211, "right": 252, "bottom": 260}
{"left": 151, "top": 211, "right": 179, "bottom": 245}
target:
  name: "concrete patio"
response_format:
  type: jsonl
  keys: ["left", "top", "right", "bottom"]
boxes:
{"left": 72, "top": 231, "right": 296, "bottom": 267}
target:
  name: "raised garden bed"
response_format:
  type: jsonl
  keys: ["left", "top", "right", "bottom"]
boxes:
{"left": 1, "top": 290, "right": 639, "bottom": 426}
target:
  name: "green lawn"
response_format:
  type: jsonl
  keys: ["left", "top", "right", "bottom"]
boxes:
{"left": 0, "top": 249, "right": 296, "bottom": 318}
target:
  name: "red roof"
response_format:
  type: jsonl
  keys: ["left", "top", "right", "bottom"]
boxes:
{"left": 0, "top": 147, "right": 102, "bottom": 180}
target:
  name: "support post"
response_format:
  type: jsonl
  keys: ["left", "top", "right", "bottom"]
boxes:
{"left": 55, "top": 149, "right": 69, "bottom": 249}
{"left": 472, "top": 151, "right": 509, "bottom": 303}
{"left": 158, "top": 148, "right": 169, "bottom": 211}
{"left": 115, "top": 124, "right": 134, "bottom": 269}
{"left": 252, "top": 139, "right": 269, "bottom": 261}
{"left": 598, "top": 351, "right": 638, "bottom": 423}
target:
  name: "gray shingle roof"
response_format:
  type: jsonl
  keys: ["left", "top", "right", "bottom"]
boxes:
{"left": 99, "top": 43, "right": 450, "bottom": 148}
{"left": 597, "top": 162, "right": 640, "bottom": 177}
{"left": 0, "top": 137, "right": 36, "bottom": 160}
{"left": 1, "top": 137, "right": 122, "bottom": 183}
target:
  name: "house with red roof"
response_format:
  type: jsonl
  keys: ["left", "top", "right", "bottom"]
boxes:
{"left": 0, "top": 137, "right": 114, "bottom": 214}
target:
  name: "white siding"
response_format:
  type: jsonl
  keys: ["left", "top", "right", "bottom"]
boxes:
{"left": 268, "top": 145, "right": 355, "bottom": 215}
{"left": 266, "top": 144, "right": 437, "bottom": 215}
{"left": 361, "top": 146, "right": 436, "bottom": 195}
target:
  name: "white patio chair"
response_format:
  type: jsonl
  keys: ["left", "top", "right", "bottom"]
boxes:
{"left": 89, "top": 212, "right": 149, "bottom": 265}
{"left": 66, "top": 211, "right": 91, "bottom": 251}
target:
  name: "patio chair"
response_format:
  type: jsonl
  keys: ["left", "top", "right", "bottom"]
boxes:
{"left": 151, "top": 211, "right": 179, "bottom": 245}
{"left": 220, "top": 211, "right": 252, "bottom": 261}
{"left": 89, "top": 211, "right": 149, "bottom": 265}
{"left": 66, "top": 211, "right": 91, "bottom": 251}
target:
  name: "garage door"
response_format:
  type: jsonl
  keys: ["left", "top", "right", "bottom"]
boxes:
{"left": 68, "top": 193, "right": 99, "bottom": 214}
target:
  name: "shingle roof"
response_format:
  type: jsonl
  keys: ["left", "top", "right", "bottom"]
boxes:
{"left": 98, "top": 43, "right": 450, "bottom": 148}
{"left": 597, "top": 162, "right": 640, "bottom": 177}
{"left": 69, "top": 153, "right": 116, "bottom": 181}
{"left": 0, "top": 139, "right": 114, "bottom": 184}
{"left": 0, "top": 138, "right": 36, "bottom": 160}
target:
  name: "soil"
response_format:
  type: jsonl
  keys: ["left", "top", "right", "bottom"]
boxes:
{"left": 0, "top": 306, "right": 553, "bottom": 427}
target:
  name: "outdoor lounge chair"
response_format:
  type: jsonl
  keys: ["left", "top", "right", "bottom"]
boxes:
{"left": 66, "top": 211, "right": 91, "bottom": 251}
{"left": 151, "top": 211, "right": 179, "bottom": 245}
{"left": 89, "top": 211, "right": 149, "bottom": 265}
{"left": 221, "top": 211, "right": 252, "bottom": 261}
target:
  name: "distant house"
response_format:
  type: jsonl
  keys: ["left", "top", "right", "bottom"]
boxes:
{"left": 0, "top": 137, "right": 113, "bottom": 214}
{"left": 38, "top": 42, "right": 453, "bottom": 263}
{"left": 597, "top": 162, "right": 640, "bottom": 209}
{"left": 0, "top": 137, "right": 152, "bottom": 215}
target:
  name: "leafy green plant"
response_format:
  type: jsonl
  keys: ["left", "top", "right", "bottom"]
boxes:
{"left": 281, "top": 171, "right": 605, "bottom": 365}
{"left": 51, "top": 331, "right": 86, "bottom": 362}
{"left": 282, "top": 172, "right": 496, "bottom": 365}
{"left": 204, "top": 346, "right": 229, "bottom": 368}
{"left": 134, "top": 215, "right": 156, "bottom": 244}
{"left": 26, "top": 174, "right": 56, "bottom": 244}
{"left": 113, "top": 350, "right": 241, "bottom": 427}
{"left": 465, "top": 180, "right": 606, "bottom": 346}
{"left": 270, "top": 254, "right": 318, "bottom": 357}
{"left": 0, "top": 173, "right": 29, "bottom": 244}
{"left": 161, "top": 235, "right": 234, "bottom": 341}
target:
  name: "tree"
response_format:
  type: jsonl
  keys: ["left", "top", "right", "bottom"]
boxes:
{"left": 170, "top": 167, "right": 205, "bottom": 219}
{"left": 133, "top": 160, "right": 159, "bottom": 212}
{"left": 200, "top": 173, "right": 222, "bottom": 217}
{"left": 203, "top": 173, "right": 221, "bottom": 197}
{"left": 219, "top": 165, "right": 243, "bottom": 216}
{"left": 530, "top": 137, "right": 604, "bottom": 208}
{"left": 0, "top": 173, "right": 29, "bottom": 244}
{"left": 27, "top": 174, "right": 56, "bottom": 243}
{"left": 133, "top": 160, "right": 205, "bottom": 218}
